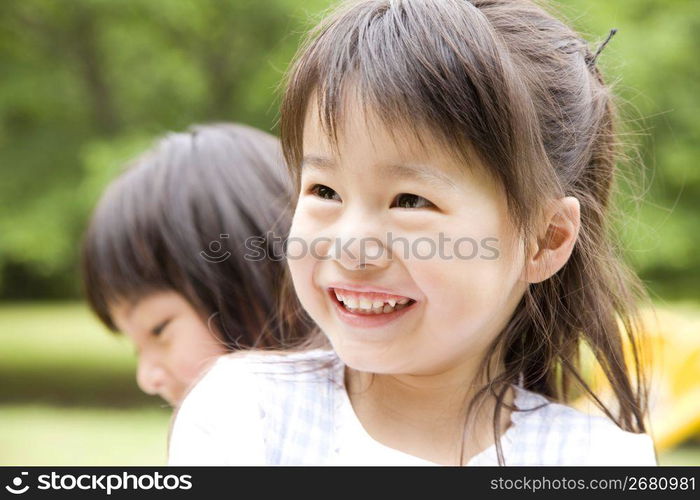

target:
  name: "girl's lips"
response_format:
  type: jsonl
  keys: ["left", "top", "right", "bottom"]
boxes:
{"left": 325, "top": 282, "right": 416, "bottom": 301}
{"left": 327, "top": 288, "right": 417, "bottom": 328}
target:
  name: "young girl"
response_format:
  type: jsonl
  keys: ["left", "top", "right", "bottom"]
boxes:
{"left": 168, "top": 0, "right": 657, "bottom": 465}
{"left": 81, "top": 123, "right": 307, "bottom": 407}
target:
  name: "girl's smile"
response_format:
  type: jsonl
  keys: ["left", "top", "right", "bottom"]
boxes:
{"left": 328, "top": 285, "right": 418, "bottom": 328}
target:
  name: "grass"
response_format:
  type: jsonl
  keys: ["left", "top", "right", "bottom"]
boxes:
{"left": 0, "top": 405, "right": 171, "bottom": 465}
{"left": 0, "top": 302, "right": 154, "bottom": 406}
{"left": 0, "top": 301, "right": 698, "bottom": 465}
{"left": 0, "top": 302, "right": 171, "bottom": 464}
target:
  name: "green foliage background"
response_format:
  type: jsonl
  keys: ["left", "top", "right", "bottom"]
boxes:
{"left": 0, "top": 0, "right": 697, "bottom": 298}
{"left": 0, "top": 0, "right": 330, "bottom": 298}
{"left": 562, "top": 0, "right": 700, "bottom": 300}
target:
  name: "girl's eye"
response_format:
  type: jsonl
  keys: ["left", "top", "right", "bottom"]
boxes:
{"left": 309, "top": 184, "right": 341, "bottom": 201}
{"left": 391, "top": 193, "right": 436, "bottom": 209}
{"left": 150, "top": 318, "right": 172, "bottom": 337}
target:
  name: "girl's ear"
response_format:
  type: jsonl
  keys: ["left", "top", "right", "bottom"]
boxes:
{"left": 523, "top": 196, "right": 581, "bottom": 284}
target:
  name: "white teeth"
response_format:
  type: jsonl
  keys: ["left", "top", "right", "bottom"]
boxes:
{"left": 333, "top": 288, "right": 414, "bottom": 315}
{"left": 341, "top": 299, "right": 413, "bottom": 315}
{"left": 359, "top": 297, "right": 372, "bottom": 310}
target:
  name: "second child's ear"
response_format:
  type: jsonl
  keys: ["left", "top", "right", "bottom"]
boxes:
{"left": 523, "top": 196, "right": 581, "bottom": 284}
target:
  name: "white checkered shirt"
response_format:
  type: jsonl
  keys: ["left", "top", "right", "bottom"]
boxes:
{"left": 168, "top": 349, "right": 657, "bottom": 466}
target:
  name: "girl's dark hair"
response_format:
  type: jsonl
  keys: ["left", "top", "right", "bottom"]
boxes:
{"left": 280, "top": 0, "right": 652, "bottom": 463}
{"left": 82, "top": 123, "right": 305, "bottom": 349}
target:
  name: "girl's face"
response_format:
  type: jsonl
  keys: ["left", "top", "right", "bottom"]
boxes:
{"left": 287, "top": 106, "right": 529, "bottom": 376}
{"left": 111, "top": 291, "right": 227, "bottom": 406}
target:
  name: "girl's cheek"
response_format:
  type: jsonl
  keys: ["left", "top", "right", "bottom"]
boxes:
{"left": 167, "top": 324, "right": 219, "bottom": 382}
{"left": 170, "top": 350, "right": 209, "bottom": 394}
{"left": 286, "top": 224, "right": 327, "bottom": 314}
{"left": 289, "top": 205, "right": 317, "bottom": 243}
{"left": 288, "top": 207, "right": 336, "bottom": 261}
{"left": 161, "top": 335, "right": 191, "bottom": 382}
{"left": 286, "top": 239, "right": 319, "bottom": 292}
{"left": 294, "top": 195, "right": 344, "bottom": 226}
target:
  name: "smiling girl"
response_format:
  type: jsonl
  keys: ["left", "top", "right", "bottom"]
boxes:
{"left": 169, "top": 0, "right": 657, "bottom": 465}
{"left": 81, "top": 123, "right": 306, "bottom": 407}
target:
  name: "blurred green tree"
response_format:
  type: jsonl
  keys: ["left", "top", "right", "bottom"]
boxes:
{"left": 0, "top": 0, "right": 331, "bottom": 298}
{"left": 0, "top": 0, "right": 697, "bottom": 300}
{"left": 560, "top": 0, "right": 700, "bottom": 300}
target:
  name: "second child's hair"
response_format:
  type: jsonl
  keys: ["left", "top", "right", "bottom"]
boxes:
{"left": 280, "top": 0, "right": 651, "bottom": 463}
{"left": 82, "top": 123, "right": 305, "bottom": 349}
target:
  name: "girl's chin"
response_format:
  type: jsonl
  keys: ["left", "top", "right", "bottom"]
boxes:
{"left": 162, "top": 390, "right": 182, "bottom": 407}
{"left": 328, "top": 337, "right": 407, "bottom": 374}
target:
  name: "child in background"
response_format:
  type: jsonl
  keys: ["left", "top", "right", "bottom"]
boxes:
{"left": 168, "top": 0, "right": 657, "bottom": 465}
{"left": 81, "top": 123, "right": 307, "bottom": 407}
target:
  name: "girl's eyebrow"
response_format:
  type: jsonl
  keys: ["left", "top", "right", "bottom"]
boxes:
{"left": 302, "top": 154, "right": 457, "bottom": 191}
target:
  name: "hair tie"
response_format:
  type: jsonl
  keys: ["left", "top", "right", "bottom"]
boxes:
{"left": 587, "top": 28, "right": 618, "bottom": 68}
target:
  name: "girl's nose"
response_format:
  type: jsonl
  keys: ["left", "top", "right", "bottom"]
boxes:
{"left": 136, "top": 358, "right": 167, "bottom": 397}
{"left": 332, "top": 211, "right": 391, "bottom": 271}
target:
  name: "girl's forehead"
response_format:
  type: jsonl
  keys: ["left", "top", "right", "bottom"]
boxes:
{"left": 111, "top": 291, "right": 182, "bottom": 327}
{"left": 305, "top": 101, "right": 436, "bottom": 163}
{"left": 302, "top": 100, "right": 495, "bottom": 190}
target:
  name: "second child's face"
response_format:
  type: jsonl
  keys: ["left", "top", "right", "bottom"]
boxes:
{"left": 287, "top": 104, "right": 530, "bottom": 376}
{"left": 111, "top": 291, "right": 227, "bottom": 406}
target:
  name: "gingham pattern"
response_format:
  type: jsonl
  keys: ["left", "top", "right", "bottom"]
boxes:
{"left": 246, "top": 351, "right": 341, "bottom": 464}
{"left": 168, "top": 349, "right": 657, "bottom": 466}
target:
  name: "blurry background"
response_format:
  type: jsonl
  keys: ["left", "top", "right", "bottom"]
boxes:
{"left": 0, "top": 0, "right": 698, "bottom": 464}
